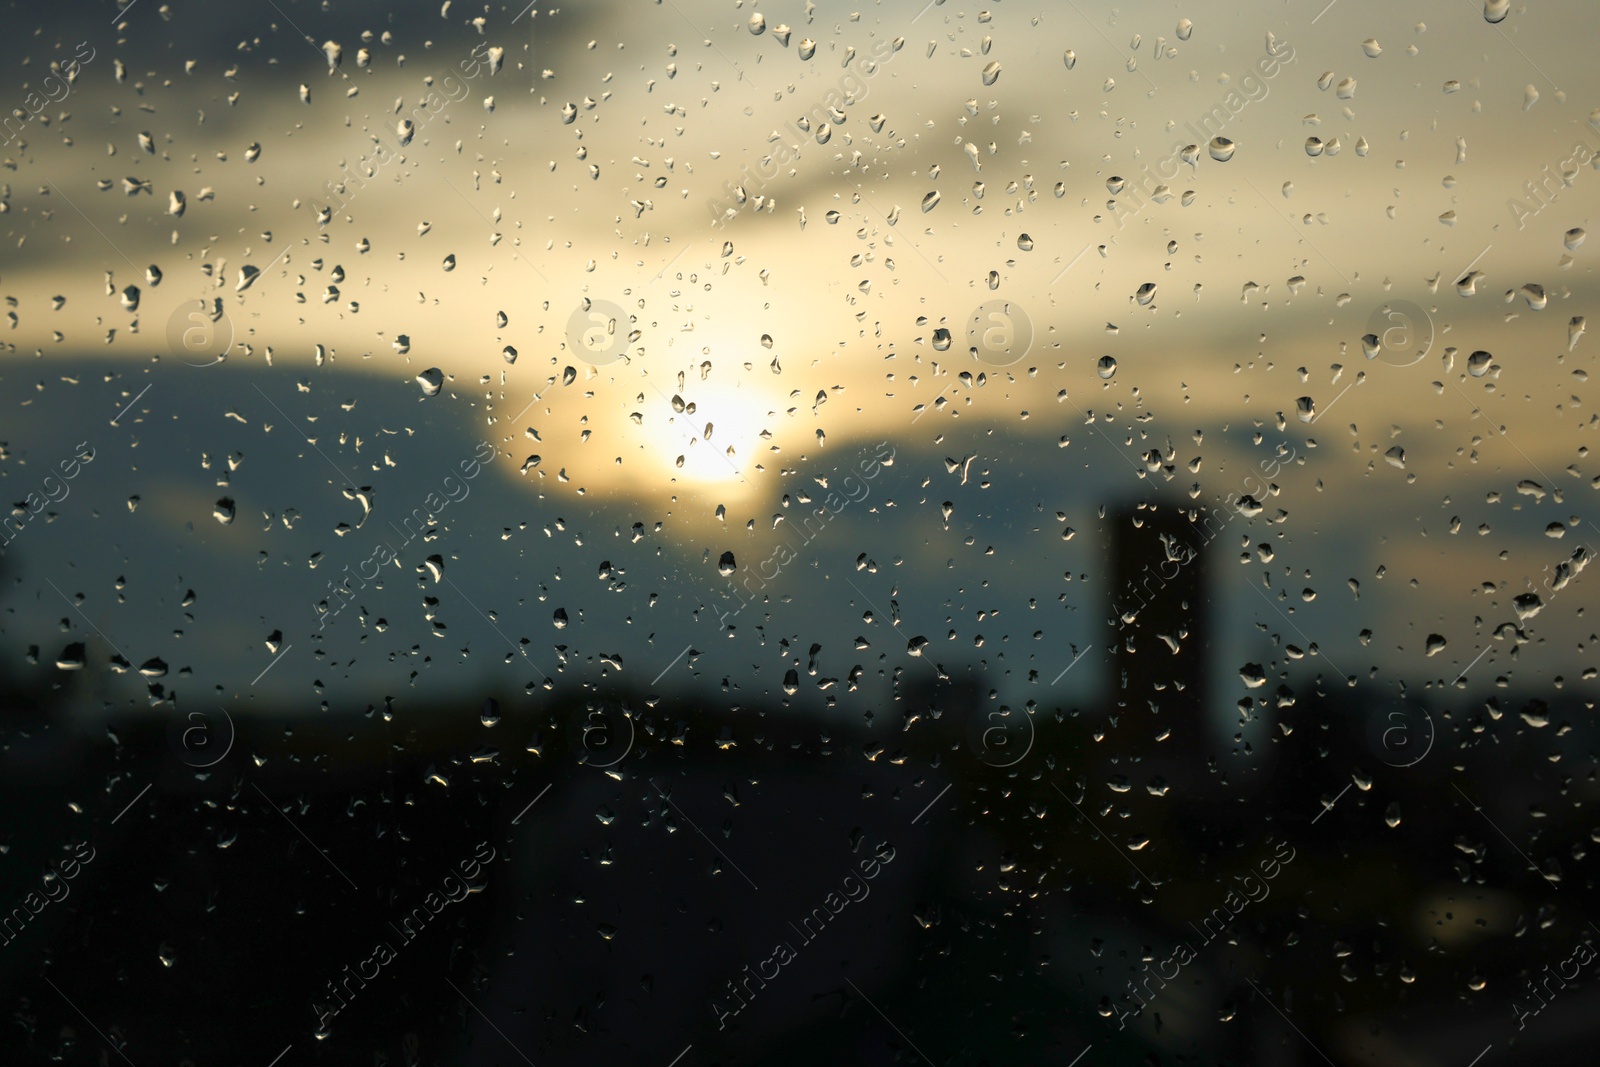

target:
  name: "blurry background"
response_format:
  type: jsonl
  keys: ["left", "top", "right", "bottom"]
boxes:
{"left": 1, "top": 0, "right": 1598, "bottom": 1063}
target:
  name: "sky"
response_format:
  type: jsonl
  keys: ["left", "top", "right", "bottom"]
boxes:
{"left": 0, "top": 0, "right": 1597, "bottom": 736}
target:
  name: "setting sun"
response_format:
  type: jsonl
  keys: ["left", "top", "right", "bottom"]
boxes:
{"left": 646, "top": 377, "right": 775, "bottom": 487}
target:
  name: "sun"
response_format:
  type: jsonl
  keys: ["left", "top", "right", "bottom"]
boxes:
{"left": 649, "top": 378, "right": 775, "bottom": 488}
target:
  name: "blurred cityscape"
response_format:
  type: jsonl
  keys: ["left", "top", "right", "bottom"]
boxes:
{"left": 1, "top": 497, "right": 1595, "bottom": 1065}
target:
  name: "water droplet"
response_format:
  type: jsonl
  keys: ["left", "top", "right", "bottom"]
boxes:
{"left": 932, "top": 327, "right": 952, "bottom": 352}
{"left": 798, "top": 38, "right": 816, "bottom": 61}
{"left": 1384, "top": 802, "right": 1402, "bottom": 828}
{"left": 417, "top": 368, "right": 444, "bottom": 396}
{"left": 1017, "top": 233, "right": 1034, "bottom": 251}
{"left": 1063, "top": 50, "right": 1077, "bottom": 69}
{"left": 1305, "top": 137, "right": 1325, "bottom": 157}
{"left": 981, "top": 60, "right": 1001, "bottom": 85}
{"left": 1484, "top": 0, "right": 1510, "bottom": 22}
{"left": 1296, "top": 396, "right": 1316, "bottom": 422}
{"left": 1135, "top": 282, "right": 1157, "bottom": 305}
{"left": 1466, "top": 350, "right": 1494, "bottom": 377}
{"left": 748, "top": 12, "right": 766, "bottom": 34}
{"left": 1565, "top": 227, "right": 1586, "bottom": 250}
{"left": 1425, "top": 634, "right": 1447, "bottom": 657}
{"left": 1208, "top": 136, "right": 1236, "bottom": 162}
{"left": 214, "top": 498, "right": 235, "bottom": 524}
{"left": 1362, "top": 39, "right": 1383, "bottom": 58}
{"left": 921, "top": 190, "right": 940, "bottom": 212}
{"left": 1523, "top": 84, "right": 1540, "bottom": 111}
{"left": 718, "top": 551, "right": 737, "bottom": 576}
{"left": 1097, "top": 355, "right": 1117, "bottom": 379}
{"left": 1176, "top": 18, "right": 1193, "bottom": 41}
{"left": 1384, "top": 446, "right": 1406, "bottom": 469}
{"left": 1240, "top": 663, "right": 1267, "bottom": 688}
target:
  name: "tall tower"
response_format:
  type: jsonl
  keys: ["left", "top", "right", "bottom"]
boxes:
{"left": 1105, "top": 501, "right": 1212, "bottom": 721}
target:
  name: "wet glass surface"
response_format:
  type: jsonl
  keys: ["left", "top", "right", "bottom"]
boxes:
{"left": 1, "top": 1, "right": 1598, "bottom": 1064}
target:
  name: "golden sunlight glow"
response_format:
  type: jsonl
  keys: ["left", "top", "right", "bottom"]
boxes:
{"left": 647, "top": 378, "right": 776, "bottom": 488}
